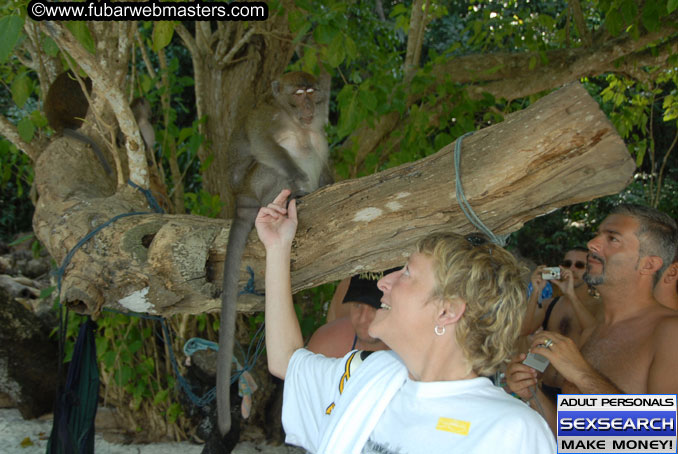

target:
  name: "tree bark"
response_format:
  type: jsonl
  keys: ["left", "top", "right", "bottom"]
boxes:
{"left": 32, "top": 82, "right": 635, "bottom": 317}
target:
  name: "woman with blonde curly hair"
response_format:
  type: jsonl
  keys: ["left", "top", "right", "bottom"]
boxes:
{"left": 256, "top": 189, "right": 555, "bottom": 454}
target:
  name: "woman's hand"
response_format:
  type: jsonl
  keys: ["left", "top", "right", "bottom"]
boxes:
{"left": 255, "top": 189, "right": 298, "bottom": 251}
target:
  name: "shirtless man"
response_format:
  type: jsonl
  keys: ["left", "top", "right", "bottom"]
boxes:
{"left": 654, "top": 252, "right": 678, "bottom": 310}
{"left": 520, "top": 248, "right": 600, "bottom": 400}
{"left": 507, "top": 204, "right": 678, "bottom": 432}
{"left": 306, "top": 274, "right": 389, "bottom": 357}
{"left": 522, "top": 247, "right": 599, "bottom": 344}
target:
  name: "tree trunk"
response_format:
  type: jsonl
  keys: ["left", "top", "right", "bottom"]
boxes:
{"left": 32, "top": 82, "right": 634, "bottom": 317}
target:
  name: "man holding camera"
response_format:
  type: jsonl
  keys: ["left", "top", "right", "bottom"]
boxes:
{"left": 522, "top": 247, "right": 599, "bottom": 343}
{"left": 519, "top": 247, "right": 600, "bottom": 402}
{"left": 507, "top": 204, "right": 678, "bottom": 433}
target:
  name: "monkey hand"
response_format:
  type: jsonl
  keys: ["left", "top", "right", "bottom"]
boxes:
{"left": 255, "top": 189, "right": 298, "bottom": 251}
{"left": 280, "top": 162, "right": 310, "bottom": 187}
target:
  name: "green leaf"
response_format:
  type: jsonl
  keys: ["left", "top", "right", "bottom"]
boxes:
{"left": 128, "top": 340, "right": 143, "bottom": 354}
{"left": 153, "top": 21, "right": 175, "bottom": 52}
{"left": 528, "top": 55, "right": 537, "bottom": 71}
{"left": 327, "top": 35, "right": 346, "bottom": 68}
{"left": 42, "top": 35, "right": 59, "bottom": 57}
{"left": 641, "top": 0, "right": 661, "bottom": 32}
{"left": 65, "top": 22, "right": 95, "bottom": 53}
{"left": 40, "top": 286, "right": 56, "bottom": 299}
{"left": 313, "top": 24, "right": 336, "bottom": 45}
{"left": 344, "top": 36, "right": 357, "bottom": 61}
{"left": 102, "top": 350, "right": 116, "bottom": 368}
{"left": 11, "top": 73, "right": 31, "bottom": 108}
{"left": 605, "top": 8, "right": 622, "bottom": 36}
{"left": 288, "top": 9, "right": 306, "bottom": 35}
{"left": 295, "top": 0, "right": 312, "bottom": 11}
{"left": 620, "top": 0, "right": 638, "bottom": 24}
{"left": 669, "top": 0, "right": 678, "bottom": 13}
{"left": 17, "top": 117, "right": 35, "bottom": 142}
{"left": 635, "top": 145, "right": 646, "bottom": 167}
{"left": 116, "top": 365, "right": 134, "bottom": 386}
{"left": 0, "top": 15, "right": 24, "bottom": 63}
{"left": 358, "top": 87, "right": 377, "bottom": 111}
{"left": 153, "top": 389, "right": 169, "bottom": 405}
{"left": 178, "top": 127, "right": 193, "bottom": 144}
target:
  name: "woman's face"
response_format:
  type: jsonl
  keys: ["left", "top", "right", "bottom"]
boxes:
{"left": 368, "top": 252, "right": 439, "bottom": 348}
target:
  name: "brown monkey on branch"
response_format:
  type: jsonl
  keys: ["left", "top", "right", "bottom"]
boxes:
{"left": 44, "top": 71, "right": 112, "bottom": 174}
{"left": 126, "top": 97, "right": 155, "bottom": 153}
{"left": 217, "top": 71, "right": 332, "bottom": 435}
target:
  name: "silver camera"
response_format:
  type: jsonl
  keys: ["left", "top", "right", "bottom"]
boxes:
{"left": 541, "top": 267, "right": 560, "bottom": 280}
{"left": 522, "top": 352, "right": 550, "bottom": 373}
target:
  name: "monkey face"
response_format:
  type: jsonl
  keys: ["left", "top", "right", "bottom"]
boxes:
{"left": 292, "top": 87, "right": 316, "bottom": 125}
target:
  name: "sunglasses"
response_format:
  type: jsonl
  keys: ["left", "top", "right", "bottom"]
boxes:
{"left": 561, "top": 260, "right": 585, "bottom": 269}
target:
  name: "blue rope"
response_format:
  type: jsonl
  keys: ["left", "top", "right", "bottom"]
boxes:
{"left": 55, "top": 180, "right": 163, "bottom": 293}
{"left": 454, "top": 131, "right": 509, "bottom": 246}
{"left": 54, "top": 179, "right": 264, "bottom": 408}
{"left": 181, "top": 321, "right": 267, "bottom": 405}
{"left": 55, "top": 211, "right": 151, "bottom": 293}
{"left": 104, "top": 308, "right": 266, "bottom": 407}
{"left": 127, "top": 179, "right": 164, "bottom": 214}
{"left": 239, "top": 266, "right": 264, "bottom": 296}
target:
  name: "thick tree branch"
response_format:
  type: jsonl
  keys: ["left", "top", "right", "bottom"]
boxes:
{"left": 33, "top": 83, "right": 635, "bottom": 316}
{"left": 340, "top": 15, "right": 677, "bottom": 164}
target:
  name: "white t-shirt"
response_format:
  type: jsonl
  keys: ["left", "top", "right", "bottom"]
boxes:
{"left": 283, "top": 348, "right": 556, "bottom": 454}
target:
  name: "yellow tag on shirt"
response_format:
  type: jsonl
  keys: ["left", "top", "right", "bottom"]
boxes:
{"left": 436, "top": 417, "right": 470, "bottom": 435}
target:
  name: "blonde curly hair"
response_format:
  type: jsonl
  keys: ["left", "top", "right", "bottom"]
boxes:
{"left": 416, "top": 232, "right": 527, "bottom": 376}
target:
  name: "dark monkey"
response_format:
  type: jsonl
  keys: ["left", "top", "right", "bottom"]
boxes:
{"left": 217, "top": 71, "right": 332, "bottom": 435}
{"left": 44, "top": 71, "right": 112, "bottom": 174}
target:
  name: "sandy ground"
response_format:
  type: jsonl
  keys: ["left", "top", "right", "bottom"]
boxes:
{"left": 0, "top": 408, "right": 303, "bottom": 454}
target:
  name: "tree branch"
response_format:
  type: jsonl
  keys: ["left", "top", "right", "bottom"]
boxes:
{"left": 404, "top": 0, "right": 427, "bottom": 79}
{"left": 569, "top": 0, "right": 592, "bottom": 46}
{"left": 33, "top": 83, "right": 635, "bottom": 316}
{"left": 0, "top": 114, "right": 39, "bottom": 161}
{"left": 220, "top": 26, "right": 256, "bottom": 66}
{"left": 40, "top": 21, "right": 150, "bottom": 188}
{"left": 340, "top": 15, "right": 678, "bottom": 166}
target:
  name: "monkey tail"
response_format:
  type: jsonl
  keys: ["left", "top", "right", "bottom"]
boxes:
{"left": 217, "top": 211, "right": 257, "bottom": 436}
{"left": 63, "top": 128, "right": 112, "bottom": 175}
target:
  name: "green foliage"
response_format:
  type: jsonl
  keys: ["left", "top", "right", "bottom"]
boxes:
{"left": 152, "top": 21, "right": 175, "bottom": 52}
{"left": 294, "top": 281, "right": 338, "bottom": 341}
{"left": 0, "top": 15, "right": 25, "bottom": 63}
{"left": 64, "top": 21, "right": 95, "bottom": 53}
{"left": 57, "top": 309, "right": 201, "bottom": 433}
{"left": 0, "top": 140, "right": 34, "bottom": 241}
{"left": 184, "top": 189, "right": 223, "bottom": 218}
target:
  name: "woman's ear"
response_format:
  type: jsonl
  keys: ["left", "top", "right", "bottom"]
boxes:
{"left": 437, "top": 297, "right": 465, "bottom": 327}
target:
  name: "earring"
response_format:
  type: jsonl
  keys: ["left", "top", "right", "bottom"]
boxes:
{"left": 434, "top": 325, "right": 445, "bottom": 336}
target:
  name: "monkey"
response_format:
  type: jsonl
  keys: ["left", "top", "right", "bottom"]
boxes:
{"left": 217, "top": 71, "right": 333, "bottom": 436}
{"left": 123, "top": 97, "right": 155, "bottom": 153}
{"left": 44, "top": 71, "right": 112, "bottom": 175}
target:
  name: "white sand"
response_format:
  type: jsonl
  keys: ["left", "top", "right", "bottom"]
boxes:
{"left": 0, "top": 408, "right": 303, "bottom": 454}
